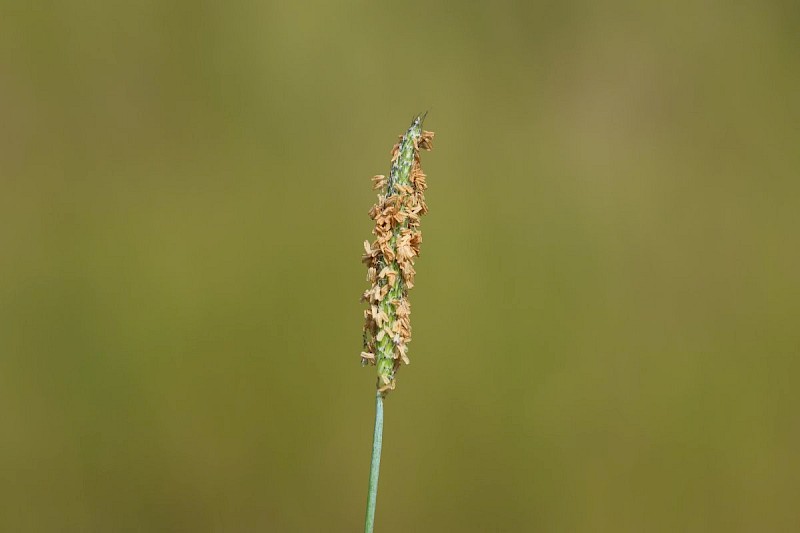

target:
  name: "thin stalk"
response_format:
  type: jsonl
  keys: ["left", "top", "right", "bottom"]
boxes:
{"left": 364, "top": 392, "right": 384, "bottom": 533}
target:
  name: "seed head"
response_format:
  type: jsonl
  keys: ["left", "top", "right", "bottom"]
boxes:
{"left": 360, "top": 116, "right": 434, "bottom": 394}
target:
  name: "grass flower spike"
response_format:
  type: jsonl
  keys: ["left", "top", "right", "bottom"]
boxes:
{"left": 361, "top": 115, "right": 434, "bottom": 394}
{"left": 360, "top": 115, "right": 434, "bottom": 533}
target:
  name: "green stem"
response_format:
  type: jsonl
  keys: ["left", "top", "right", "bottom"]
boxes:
{"left": 364, "top": 391, "right": 384, "bottom": 533}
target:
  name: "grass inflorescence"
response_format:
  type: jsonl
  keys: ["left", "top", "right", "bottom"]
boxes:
{"left": 360, "top": 115, "right": 434, "bottom": 394}
{"left": 360, "top": 115, "right": 434, "bottom": 533}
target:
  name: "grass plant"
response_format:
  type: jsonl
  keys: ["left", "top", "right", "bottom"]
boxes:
{"left": 360, "top": 115, "right": 434, "bottom": 532}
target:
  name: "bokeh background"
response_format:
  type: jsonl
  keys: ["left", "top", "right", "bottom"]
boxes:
{"left": 2, "top": 1, "right": 799, "bottom": 531}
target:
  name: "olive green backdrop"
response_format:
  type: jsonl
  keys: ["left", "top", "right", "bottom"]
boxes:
{"left": 1, "top": 1, "right": 798, "bottom": 531}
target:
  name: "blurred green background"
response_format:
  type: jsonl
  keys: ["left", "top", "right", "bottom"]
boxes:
{"left": 2, "top": 1, "right": 798, "bottom": 531}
